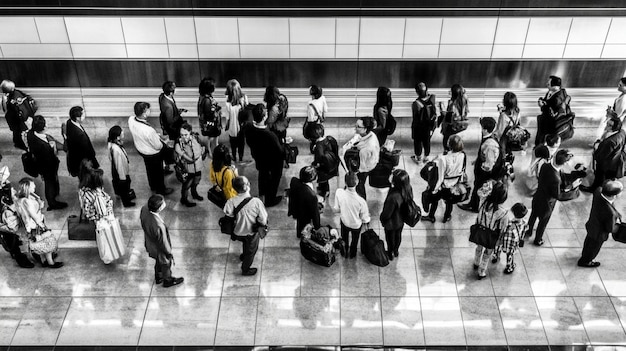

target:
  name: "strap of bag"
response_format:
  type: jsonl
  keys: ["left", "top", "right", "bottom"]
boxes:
{"left": 233, "top": 197, "right": 253, "bottom": 218}
{"left": 309, "top": 102, "right": 322, "bottom": 123}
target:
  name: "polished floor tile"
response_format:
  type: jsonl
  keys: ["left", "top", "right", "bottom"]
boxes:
{"left": 496, "top": 296, "right": 547, "bottom": 345}
{"left": 414, "top": 249, "right": 457, "bottom": 297}
{"left": 340, "top": 297, "right": 383, "bottom": 345}
{"left": 573, "top": 296, "right": 626, "bottom": 345}
{"left": 381, "top": 297, "right": 425, "bottom": 346}
{"left": 535, "top": 297, "right": 589, "bottom": 345}
{"left": 459, "top": 297, "right": 507, "bottom": 345}
{"left": 214, "top": 297, "right": 258, "bottom": 346}
{"left": 420, "top": 297, "right": 466, "bottom": 345}
{"left": 10, "top": 297, "right": 72, "bottom": 345}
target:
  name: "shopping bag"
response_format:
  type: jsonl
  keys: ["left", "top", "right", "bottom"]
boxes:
{"left": 95, "top": 217, "right": 126, "bottom": 264}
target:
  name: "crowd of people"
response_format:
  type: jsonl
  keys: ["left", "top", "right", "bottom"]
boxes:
{"left": 1, "top": 75, "right": 625, "bottom": 286}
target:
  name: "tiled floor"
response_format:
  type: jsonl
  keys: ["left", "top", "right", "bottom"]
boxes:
{"left": 1, "top": 116, "right": 626, "bottom": 349}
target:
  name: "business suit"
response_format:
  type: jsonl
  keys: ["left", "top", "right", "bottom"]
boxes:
{"left": 527, "top": 162, "right": 562, "bottom": 244}
{"left": 4, "top": 90, "right": 28, "bottom": 150}
{"left": 65, "top": 119, "right": 99, "bottom": 177}
{"left": 536, "top": 89, "right": 568, "bottom": 145}
{"left": 380, "top": 188, "right": 404, "bottom": 255}
{"left": 26, "top": 130, "right": 62, "bottom": 208}
{"left": 159, "top": 93, "right": 184, "bottom": 141}
{"left": 287, "top": 177, "right": 320, "bottom": 237}
{"left": 579, "top": 189, "right": 621, "bottom": 265}
{"left": 590, "top": 129, "right": 626, "bottom": 190}
{"left": 140, "top": 205, "right": 173, "bottom": 282}
{"left": 245, "top": 124, "right": 284, "bottom": 204}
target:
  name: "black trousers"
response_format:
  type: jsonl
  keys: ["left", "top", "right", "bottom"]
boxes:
{"left": 258, "top": 163, "right": 283, "bottom": 203}
{"left": 235, "top": 233, "right": 259, "bottom": 272}
{"left": 579, "top": 235, "right": 605, "bottom": 264}
{"left": 468, "top": 168, "right": 494, "bottom": 210}
{"left": 356, "top": 171, "right": 369, "bottom": 200}
{"left": 317, "top": 181, "right": 330, "bottom": 197}
{"left": 42, "top": 173, "right": 60, "bottom": 207}
{"left": 412, "top": 126, "right": 432, "bottom": 157}
{"left": 384, "top": 228, "right": 403, "bottom": 254}
{"left": 340, "top": 221, "right": 361, "bottom": 257}
{"left": 139, "top": 152, "right": 166, "bottom": 193}
{"left": 527, "top": 204, "right": 555, "bottom": 243}
{"left": 229, "top": 134, "right": 245, "bottom": 161}
{"left": 428, "top": 188, "right": 454, "bottom": 218}
{"left": 154, "top": 258, "right": 172, "bottom": 281}
{"left": 13, "top": 129, "right": 27, "bottom": 151}
{"left": 181, "top": 171, "right": 201, "bottom": 200}
{"left": 296, "top": 218, "right": 309, "bottom": 238}
{"left": 113, "top": 175, "right": 133, "bottom": 204}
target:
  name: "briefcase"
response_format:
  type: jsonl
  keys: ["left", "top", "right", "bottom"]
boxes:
{"left": 613, "top": 223, "right": 626, "bottom": 243}
{"left": 67, "top": 213, "right": 96, "bottom": 240}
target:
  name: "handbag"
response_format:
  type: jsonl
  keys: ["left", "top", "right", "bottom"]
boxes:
{"left": 174, "top": 140, "right": 190, "bottom": 183}
{"left": 344, "top": 147, "right": 360, "bottom": 172}
{"left": 29, "top": 226, "right": 57, "bottom": 255}
{"left": 22, "top": 152, "right": 38, "bottom": 177}
{"left": 285, "top": 145, "right": 299, "bottom": 164}
{"left": 421, "top": 189, "right": 431, "bottom": 212}
{"left": 469, "top": 206, "right": 503, "bottom": 249}
{"left": 402, "top": 198, "right": 421, "bottom": 227}
{"left": 612, "top": 223, "right": 626, "bottom": 243}
{"left": 110, "top": 147, "right": 136, "bottom": 200}
{"left": 67, "top": 211, "right": 96, "bottom": 240}
{"left": 420, "top": 161, "right": 438, "bottom": 189}
{"left": 219, "top": 197, "right": 253, "bottom": 235}
{"left": 448, "top": 153, "right": 471, "bottom": 204}
{"left": 207, "top": 168, "right": 229, "bottom": 209}
{"left": 95, "top": 217, "right": 126, "bottom": 264}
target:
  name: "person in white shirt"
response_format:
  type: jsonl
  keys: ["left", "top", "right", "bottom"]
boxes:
{"left": 223, "top": 176, "right": 268, "bottom": 276}
{"left": 332, "top": 172, "right": 371, "bottom": 258}
{"left": 595, "top": 77, "right": 626, "bottom": 141}
{"left": 343, "top": 117, "right": 380, "bottom": 200}
{"left": 304, "top": 85, "right": 328, "bottom": 151}
{"left": 128, "top": 102, "right": 173, "bottom": 196}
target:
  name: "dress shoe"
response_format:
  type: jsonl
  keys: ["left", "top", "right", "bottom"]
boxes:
{"left": 15, "top": 253, "right": 35, "bottom": 268}
{"left": 394, "top": 250, "right": 399, "bottom": 257}
{"left": 155, "top": 277, "right": 163, "bottom": 284}
{"left": 160, "top": 188, "right": 174, "bottom": 196}
{"left": 122, "top": 201, "right": 136, "bottom": 208}
{"left": 265, "top": 196, "right": 283, "bottom": 207}
{"left": 457, "top": 203, "right": 478, "bottom": 213}
{"left": 47, "top": 201, "right": 68, "bottom": 211}
{"left": 533, "top": 239, "right": 544, "bottom": 246}
{"left": 579, "top": 185, "right": 594, "bottom": 193}
{"left": 180, "top": 199, "right": 197, "bottom": 207}
{"left": 163, "top": 168, "right": 174, "bottom": 175}
{"left": 47, "top": 262, "right": 64, "bottom": 269}
{"left": 163, "top": 277, "right": 184, "bottom": 287}
{"left": 442, "top": 215, "right": 452, "bottom": 223}
{"left": 577, "top": 261, "right": 601, "bottom": 268}
{"left": 191, "top": 193, "right": 204, "bottom": 201}
{"left": 242, "top": 268, "right": 258, "bottom": 276}
{"left": 387, "top": 252, "right": 394, "bottom": 261}
{"left": 421, "top": 215, "right": 436, "bottom": 223}
{"left": 473, "top": 264, "right": 479, "bottom": 270}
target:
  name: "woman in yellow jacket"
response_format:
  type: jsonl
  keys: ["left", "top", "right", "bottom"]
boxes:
{"left": 210, "top": 144, "right": 238, "bottom": 200}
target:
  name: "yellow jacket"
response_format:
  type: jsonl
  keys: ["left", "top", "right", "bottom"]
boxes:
{"left": 210, "top": 164, "right": 238, "bottom": 199}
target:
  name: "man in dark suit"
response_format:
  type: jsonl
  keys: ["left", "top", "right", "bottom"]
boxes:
{"left": 536, "top": 75, "right": 570, "bottom": 146}
{"left": 158, "top": 81, "right": 186, "bottom": 142}
{"left": 65, "top": 106, "right": 99, "bottom": 177}
{"left": 581, "top": 116, "right": 626, "bottom": 192}
{"left": 526, "top": 149, "right": 572, "bottom": 246}
{"left": 140, "top": 194, "right": 184, "bottom": 288}
{"left": 578, "top": 181, "right": 622, "bottom": 267}
{"left": 245, "top": 104, "right": 284, "bottom": 207}
{"left": 26, "top": 115, "right": 68, "bottom": 211}
{"left": 288, "top": 166, "right": 321, "bottom": 238}
{"left": 1, "top": 80, "right": 29, "bottom": 151}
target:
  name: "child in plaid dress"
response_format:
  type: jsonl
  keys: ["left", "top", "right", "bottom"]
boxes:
{"left": 492, "top": 203, "right": 528, "bottom": 274}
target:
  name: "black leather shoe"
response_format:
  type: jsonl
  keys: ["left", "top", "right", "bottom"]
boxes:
{"left": 534, "top": 240, "right": 544, "bottom": 246}
{"left": 242, "top": 268, "right": 258, "bottom": 276}
{"left": 442, "top": 215, "right": 452, "bottom": 223}
{"left": 180, "top": 199, "right": 197, "bottom": 207}
{"left": 192, "top": 193, "right": 204, "bottom": 201}
{"left": 577, "top": 261, "right": 601, "bottom": 268}
{"left": 421, "top": 215, "right": 436, "bottom": 223}
{"left": 122, "top": 201, "right": 136, "bottom": 208}
{"left": 388, "top": 252, "right": 394, "bottom": 261}
{"left": 579, "top": 185, "right": 594, "bottom": 193}
{"left": 15, "top": 253, "right": 35, "bottom": 268}
{"left": 47, "top": 262, "right": 64, "bottom": 269}
{"left": 394, "top": 250, "right": 399, "bottom": 257}
{"left": 47, "top": 201, "right": 68, "bottom": 211}
{"left": 158, "top": 188, "right": 174, "bottom": 196}
{"left": 163, "top": 277, "right": 184, "bottom": 287}
{"left": 457, "top": 203, "right": 478, "bottom": 213}
{"left": 163, "top": 168, "right": 174, "bottom": 175}
{"left": 155, "top": 277, "right": 163, "bottom": 284}
{"left": 265, "top": 196, "right": 283, "bottom": 207}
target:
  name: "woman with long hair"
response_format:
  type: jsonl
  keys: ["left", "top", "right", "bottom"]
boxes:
{"left": 264, "top": 86, "right": 290, "bottom": 162}
{"left": 198, "top": 77, "right": 222, "bottom": 157}
{"left": 15, "top": 177, "right": 63, "bottom": 268}
{"left": 440, "top": 83, "right": 469, "bottom": 152}
{"left": 224, "top": 79, "right": 249, "bottom": 163}
{"left": 495, "top": 91, "right": 521, "bottom": 154}
{"left": 373, "top": 86, "right": 393, "bottom": 146}
{"left": 473, "top": 180, "right": 509, "bottom": 279}
{"left": 210, "top": 144, "right": 239, "bottom": 201}
{"left": 175, "top": 122, "right": 204, "bottom": 207}
{"left": 304, "top": 85, "right": 328, "bottom": 152}
{"left": 380, "top": 169, "right": 413, "bottom": 260}
{"left": 107, "top": 125, "right": 134, "bottom": 207}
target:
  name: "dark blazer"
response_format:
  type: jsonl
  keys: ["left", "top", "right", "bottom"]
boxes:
{"left": 540, "top": 89, "right": 569, "bottom": 118}
{"left": 159, "top": 93, "right": 183, "bottom": 139}
{"left": 380, "top": 188, "right": 404, "bottom": 230}
{"left": 532, "top": 163, "right": 562, "bottom": 213}
{"left": 313, "top": 136, "right": 339, "bottom": 182}
{"left": 287, "top": 177, "right": 320, "bottom": 228}
{"left": 586, "top": 189, "right": 621, "bottom": 241}
{"left": 26, "top": 130, "right": 59, "bottom": 179}
{"left": 245, "top": 125, "right": 284, "bottom": 169}
{"left": 65, "top": 119, "right": 99, "bottom": 177}
{"left": 140, "top": 205, "right": 172, "bottom": 263}
{"left": 594, "top": 129, "right": 626, "bottom": 173}
{"left": 4, "top": 90, "right": 27, "bottom": 132}
{"left": 411, "top": 94, "right": 437, "bottom": 130}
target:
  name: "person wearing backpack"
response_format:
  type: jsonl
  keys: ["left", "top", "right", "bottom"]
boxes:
{"left": 198, "top": 77, "right": 222, "bottom": 158}
{"left": 439, "top": 84, "right": 469, "bottom": 152}
{"left": 459, "top": 117, "right": 502, "bottom": 213}
{"left": 1, "top": 80, "right": 30, "bottom": 151}
{"left": 411, "top": 82, "right": 437, "bottom": 164}
{"left": 373, "top": 86, "right": 393, "bottom": 146}
{"left": 224, "top": 79, "right": 249, "bottom": 163}
{"left": 536, "top": 75, "right": 569, "bottom": 146}
{"left": 380, "top": 169, "right": 413, "bottom": 260}
{"left": 495, "top": 92, "right": 526, "bottom": 155}
{"left": 304, "top": 85, "right": 327, "bottom": 153}
{"left": 311, "top": 123, "right": 339, "bottom": 198}
{"left": 223, "top": 176, "right": 268, "bottom": 276}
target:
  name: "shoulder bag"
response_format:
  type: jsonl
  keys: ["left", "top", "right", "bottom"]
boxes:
{"left": 174, "top": 140, "right": 191, "bottom": 183}
{"left": 207, "top": 167, "right": 229, "bottom": 209}
{"left": 219, "top": 197, "right": 253, "bottom": 235}
{"left": 448, "top": 152, "right": 471, "bottom": 203}
{"left": 303, "top": 102, "right": 323, "bottom": 139}
{"left": 469, "top": 206, "right": 503, "bottom": 249}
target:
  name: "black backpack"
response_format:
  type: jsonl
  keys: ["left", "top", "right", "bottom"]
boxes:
{"left": 10, "top": 90, "right": 38, "bottom": 121}
{"left": 344, "top": 147, "right": 360, "bottom": 173}
{"left": 319, "top": 136, "right": 340, "bottom": 173}
{"left": 385, "top": 113, "right": 397, "bottom": 135}
{"left": 237, "top": 104, "right": 255, "bottom": 128}
{"left": 360, "top": 229, "right": 389, "bottom": 267}
{"left": 402, "top": 199, "right": 421, "bottom": 227}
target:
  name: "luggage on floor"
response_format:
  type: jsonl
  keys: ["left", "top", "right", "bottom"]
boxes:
{"left": 95, "top": 217, "right": 126, "bottom": 264}
{"left": 379, "top": 148, "right": 401, "bottom": 169}
{"left": 360, "top": 229, "right": 389, "bottom": 267}
{"left": 344, "top": 147, "right": 360, "bottom": 172}
{"left": 300, "top": 224, "right": 340, "bottom": 267}
{"left": 67, "top": 213, "right": 96, "bottom": 240}
{"left": 368, "top": 164, "right": 391, "bottom": 188}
